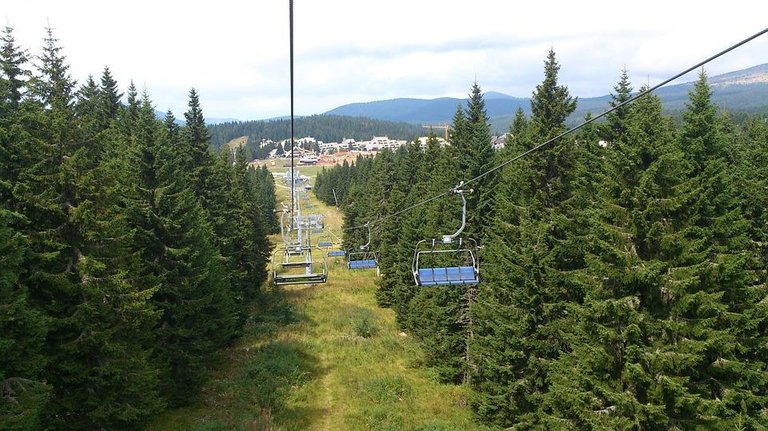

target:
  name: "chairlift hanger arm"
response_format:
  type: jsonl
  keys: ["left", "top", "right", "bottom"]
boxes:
{"left": 442, "top": 183, "right": 473, "bottom": 244}
{"left": 360, "top": 222, "right": 372, "bottom": 250}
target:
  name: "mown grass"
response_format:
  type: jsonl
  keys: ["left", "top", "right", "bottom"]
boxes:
{"left": 149, "top": 171, "right": 494, "bottom": 431}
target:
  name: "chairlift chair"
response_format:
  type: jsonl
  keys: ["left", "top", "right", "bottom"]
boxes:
{"left": 413, "top": 238, "right": 478, "bottom": 286}
{"left": 412, "top": 184, "right": 479, "bottom": 286}
{"left": 347, "top": 222, "right": 379, "bottom": 274}
{"left": 319, "top": 239, "right": 346, "bottom": 258}
{"left": 347, "top": 247, "right": 378, "bottom": 269}
{"left": 271, "top": 246, "right": 327, "bottom": 286}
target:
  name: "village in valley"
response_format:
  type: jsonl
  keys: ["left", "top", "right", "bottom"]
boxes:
{"left": 241, "top": 131, "right": 510, "bottom": 168}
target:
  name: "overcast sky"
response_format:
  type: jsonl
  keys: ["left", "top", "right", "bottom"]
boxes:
{"left": 5, "top": 1, "right": 767, "bottom": 121}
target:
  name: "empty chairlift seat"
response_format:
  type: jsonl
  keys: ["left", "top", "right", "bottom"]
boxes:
{"left": 416, "top": 265, "right": 478, "bottom": 286}
{"left": 318, "top": 240, "right": 346, "bottom": 257}
{"left": 412, "top": 237, "right": 479, "bottom": 287}
{"left": 271, "top": 246, "right": 328, "bottom": 286}
{"left": 347, "top": 222, "right": 378, "bottom": 271}
{"left": 412, "top": 185, "right": 480, "bottom": 287}
{"left": 348, "top": 258, "right": 378, "bottom": 269}
{"left": 347, "top": 251, "right": 378, "bottom": 269}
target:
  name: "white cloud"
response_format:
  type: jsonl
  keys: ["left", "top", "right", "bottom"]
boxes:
{"left": 4, "top": 0, "right": 767, "bottom": 120}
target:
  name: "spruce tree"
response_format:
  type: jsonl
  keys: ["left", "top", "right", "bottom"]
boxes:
{"left": 74, "top": 75, "right": 102, "bottom": 143}
{"left": 180, "top": 87, "right": 213, "bottom": 199}
{"left": 16, "top": 27, "right": 164, "bottom": 428}
{"left": 0, "top": 24, "right": 31, "bottom": 204}
{"left": 470, "top": 48, "right": 585, "bottom": 426}
{"left": 97, "top": 66, "right": 121, "bottom": 130}
{"left": 119, "top": 80, "right": 139, "bottom": 137}
{"left": 449, "top": 82, "right": 495, "bottom": 242}
{"left": 0, "top": 199, "right": 48, "bottom": 430}
{"left": 1, "top": 25, "right": 29, "bottom": 111}
{"left": 651, "top": 71, "right": 765, "bottom": 428}
{"left": 604, "top": 67, "right": 633, "bottom": 144}
{"left": 376, "top": 141, "right": 425, "bottom": 310}
{"left": 543, "top": 87, "right": 679, "bottom": 428}
{"left": 504, "top": 106, "right": 529, "bottom": 157}
{"left": 233, "top": 149, "right": 272, "bottom": 291}
{"left": 121, "top": 97, "right": 235, "bottom": 406}
{"left": 253, "top": 164, "right": 280, "bottom": 234}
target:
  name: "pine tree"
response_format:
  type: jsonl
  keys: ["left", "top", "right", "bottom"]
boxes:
{"left": 604, "top": 67, "right": 633, "bottom": 144}
{"left": 1, "top": 25, "right": 29, "bottom": 112}
{"left": 97, "top": 66, "right": 121, "bottom": 130}
{"left": 121, "top": 96, "right": 235, "bottom": 406}
{"left": 14, "top": 28, "right": 165, "bottom": 428}
{"left": 449, "top": 82, "right": 496, "bottom": 242}
{"left": 180, "top": 87, "right": 213, "bottom": 199}
{"left": 470, "top": 48, "right": 585, "bottom": 426}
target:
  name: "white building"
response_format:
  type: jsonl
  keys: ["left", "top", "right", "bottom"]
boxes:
{"left": 363, "top": 136, "right": 408, "bottom": 151}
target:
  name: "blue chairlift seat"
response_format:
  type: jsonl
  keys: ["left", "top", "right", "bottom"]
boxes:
{"left": 412, "top": 237, "right": 479, "bottom": 287}
{"left": 318, "top": 241, "right": 333, "bottom": 248}
{"left": 348, "top": 259, "right": 377, "bottom": 269}
{"left": 347, "top": 249, "right": 378, "bottom": 270}
{"left": 416, "top": 266, "right": 478, "bottom": 286}
{"left": 328, "top": 250, "right": 346, "bottom": 257}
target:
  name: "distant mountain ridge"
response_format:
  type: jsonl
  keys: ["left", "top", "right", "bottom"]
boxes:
{"left": 324, "top": 63, "right": 768, "bottom": 132}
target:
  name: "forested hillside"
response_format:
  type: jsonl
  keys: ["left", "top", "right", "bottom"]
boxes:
{"left": 207, "top": 114, "right": 424, "bottom": 152}
{"left": 315, "top": 49, "right": 768, "bottom": 429}
{"left": 0, "top": 26, "right": 277, "bottom": 429}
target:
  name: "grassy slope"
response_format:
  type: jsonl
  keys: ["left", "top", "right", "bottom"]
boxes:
{"left": 148, "top": 168, "right": 493, "bottom": 431}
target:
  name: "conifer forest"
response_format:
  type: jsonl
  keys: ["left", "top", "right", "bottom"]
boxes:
{"left": 315, "top": 53, "right": 768, "bottom": 428}
{"left": 1, "top": 26, "right": 278, "bottom": 429}
{"left": 2, "top": 24, "right": 768, "bottom": 430}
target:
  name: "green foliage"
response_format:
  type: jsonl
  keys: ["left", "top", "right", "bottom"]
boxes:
{"left": 0, "top": 26, "right": 274, "bottom": 429}
{"left": 316, "top": 49, "right": 768, "bottom": 429}
{"left": 361, "top": 375, "right": 413, "bottom": 403}
{"left": 450, "top": 82, "right": 496, "bottom": 242}
{"left": 245, "top": 340, "right": 320, "bottom": 411}
{"left": 351, "top": 307, "right": 380, "bottom": 338}
{"left": 0, "top": 378, "right": 50, "bottom": 431}
{"left": 5, "top": 25, "right": 768, "bottom": 431}
{"left": 207, "top": 114, "right": 424, "bottom": 151}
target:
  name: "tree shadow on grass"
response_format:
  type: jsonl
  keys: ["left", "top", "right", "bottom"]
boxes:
{"left": 235, "top": 338, "right": 325, "bottom": 430}
{"left": 233, "top": 288, "right": 327, "bottom": 430}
